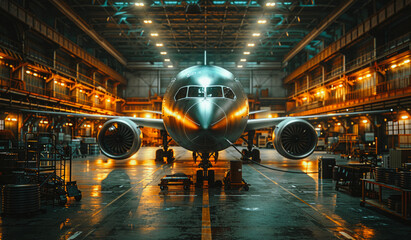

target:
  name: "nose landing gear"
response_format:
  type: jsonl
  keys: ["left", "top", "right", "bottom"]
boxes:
{"left": 155, "top": 130, "right": 175, "bottom": 163}
{"left": 195, "top": 152, "right": 217, "bottom": 187}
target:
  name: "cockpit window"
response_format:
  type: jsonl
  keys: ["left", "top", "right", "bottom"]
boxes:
{"left": 175, "top": 85, "right": 235, "bottom": 100}
{"left": 188, "top": 86, "right": 205, "bottom": 97}
{"left": 206, "top": 87, "right": 223, "bottom": 97}
{"left": 223, "top": 87, "right": 235, "bottom": 99}
{"left": 175, "top": 87, "right": 187, "bottom": 100}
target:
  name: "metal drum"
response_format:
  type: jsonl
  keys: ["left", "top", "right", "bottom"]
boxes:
{"left": 2, "top": 184, "right": 40, "bottom": 216}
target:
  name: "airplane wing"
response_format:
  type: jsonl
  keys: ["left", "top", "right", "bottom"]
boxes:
{"left": 21, "top": 109, "right": 165, "bottom": 130}
{"left": 249, "top": 110, "right": 268, "bottom": 115}
{"left": 245, "top": 109, "right": 393, "bottom": 131}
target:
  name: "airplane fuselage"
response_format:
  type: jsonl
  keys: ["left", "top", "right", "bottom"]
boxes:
{"left": 162, "top": 65, "right": 249, "bottom": 153}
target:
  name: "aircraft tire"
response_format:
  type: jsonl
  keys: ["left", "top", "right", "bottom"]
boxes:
{"left": 208, "top": 170, "right": 215, "bottom": 186}
{"left": 196, "top": 170, "right": 203, "bottom": 187}
{"left": 251, "top": 149, "right": 261, "bottom": 163}
{"left": 155, "top": 149, "right": 163, "bottom": 161}
{"left": 167, "top": 149, "right": 174, "bottom": 162}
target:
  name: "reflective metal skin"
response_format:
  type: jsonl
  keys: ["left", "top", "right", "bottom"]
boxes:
{"left": 162, "top": 65, "right": 248, "bottom": 153}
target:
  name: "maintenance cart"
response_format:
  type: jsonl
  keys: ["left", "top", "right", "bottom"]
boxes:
{"left": 159, "top": 173, "right": 193, "bottom": 191}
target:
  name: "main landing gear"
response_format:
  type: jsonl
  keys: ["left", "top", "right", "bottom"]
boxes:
{"left": 195, "top": 152, "right": 222, "bottom": 188}
{"left": 240, "top": 130, "right": 261, "bottom": 163}
{"left": 155, "top": 130, "right": 175, "bottom": 163}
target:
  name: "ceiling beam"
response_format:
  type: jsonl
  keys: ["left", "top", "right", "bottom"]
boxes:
{"left": 282, "top": 0, "right": 356, "bottom": 64}
{"left": 49, "top": 0, "right": 128, "bottom": 66}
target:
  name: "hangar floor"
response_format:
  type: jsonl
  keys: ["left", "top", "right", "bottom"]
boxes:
{"left": 1, "top": 147, "right": 410, "bottom": 239}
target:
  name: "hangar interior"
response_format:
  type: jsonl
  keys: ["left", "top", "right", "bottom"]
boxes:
{"left": 0, "top": 0, "right": 410, "bottom": 239}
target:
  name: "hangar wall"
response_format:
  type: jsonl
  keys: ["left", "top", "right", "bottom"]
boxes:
{"left": 125, "top": 68, "right": 286, "bottom": 98}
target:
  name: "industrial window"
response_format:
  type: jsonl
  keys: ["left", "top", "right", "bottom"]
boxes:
{"left": 206, "top": 86, "right": 223, "bottom": 97}
{"left": 0, "top": 120, "right": 4, "bottom": 130}
{"left": 387, "top": 120, "right": 411, "bottom": 135}
{"left": 188, "top": 86, "right": 205, "bottom": 97}
{"left": 223, "top": 87, "right": 235, "bottom": 99}
{"left": 175, "top": 87, "right": 188, "bottom": 100}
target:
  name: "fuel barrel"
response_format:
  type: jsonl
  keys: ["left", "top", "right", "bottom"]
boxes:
{"left": 2, "top": 184, "right": 40, "bottom": 216}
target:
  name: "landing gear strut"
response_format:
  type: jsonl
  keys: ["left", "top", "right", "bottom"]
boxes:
{"left": 240, "top": 130, "right": 261, "bottom": 163}
{"left": 155, "top": 130, "right": 175, "bottom": 163}
{"left": 195, "top": 152, "right": 216, "bottom": 187}
{"left": 193, "top": 151, "right": 218, "bottom": 163}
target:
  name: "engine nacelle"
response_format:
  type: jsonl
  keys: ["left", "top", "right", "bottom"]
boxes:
{"left": 273, "top": 118, "right": 318, "bottom": 159}
{"left": 98, "top": 119, "right": 142, "bottom": 159}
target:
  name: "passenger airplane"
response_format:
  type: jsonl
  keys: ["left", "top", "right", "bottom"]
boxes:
{"left": 24, "top": 65, "right": 388, "bottom": 183}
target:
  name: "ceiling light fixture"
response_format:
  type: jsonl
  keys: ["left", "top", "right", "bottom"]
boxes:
{"left": 257, "top": 19, "right": 267, "bottom": 24}
{"left": 243, "top": 51, "right": 250, "bottom": 55}
{"left": 247, "top": 43, "right": 255, "bottom": 47}
{"left": 237, "top": 65, "right": 243, "bottom": 68}
{"left": 156, "top": 43, "right": 163, "bottom": 47}
{"left": 164, "top": 59, "right": 170, "bottom": 62}
{"left": 252, "top": 33, "right": 260, "bottom": 37}
{"left": 151, "top": 33, "right": 158, "bottom": 37}
{"left": 144, "top": 20, "right": 152, "bottom": 24}
{"left": 160, "top": 52, "right": 167, "bottom": 55}
{"left": 135, "top": 2, "right": 144, "bottom": 7}
{"left": 266, "top": 2, "right": 276, "bottom": 7}
{"left": 240, "top": 59, "right": 246, "bottom": 62}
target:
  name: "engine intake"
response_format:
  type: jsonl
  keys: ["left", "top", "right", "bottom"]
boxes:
{"left": 98, "top": 119, "right": 141, "bottom": 159}
{"left": 273, "top": 118, "right": 318, "bottom": 159}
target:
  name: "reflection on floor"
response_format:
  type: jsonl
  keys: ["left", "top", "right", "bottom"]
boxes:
{"left": 0, "top": 147, "right": 409, "bottom": 239}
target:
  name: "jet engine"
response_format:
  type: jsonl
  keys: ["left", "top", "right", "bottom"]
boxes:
{"left": 97, "top": 119, "right": 142, "bottom": 159}
{"left": 273, "top": 118, "right": 318, "bottom": 159}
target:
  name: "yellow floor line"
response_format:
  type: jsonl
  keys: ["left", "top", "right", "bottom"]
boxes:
{"left": 249, "top": 165, "right": 362, "bottom": 240}
{"left": 201, "top": 181, "right": 212, "bottom": 240}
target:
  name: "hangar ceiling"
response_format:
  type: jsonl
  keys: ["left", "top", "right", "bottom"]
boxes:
{"left": 49, "top": 0, "right": 364, "bottom": 68}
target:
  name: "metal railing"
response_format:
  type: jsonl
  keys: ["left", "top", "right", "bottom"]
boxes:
{"left": 377, "top": 77, "right": 410, "bottom": 93}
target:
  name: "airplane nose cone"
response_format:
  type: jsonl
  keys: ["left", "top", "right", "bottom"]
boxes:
{"left": 184, "top": 101, "right": 227, "bottom": 146}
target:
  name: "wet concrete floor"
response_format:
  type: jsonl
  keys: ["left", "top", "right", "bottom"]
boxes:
{"left": 0, "top": 147, "right": 410, "bottom": 239}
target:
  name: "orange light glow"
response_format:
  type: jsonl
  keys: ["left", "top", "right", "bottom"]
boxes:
{"left": 366, "top": 74, "right": 371, "bottom": 77}
{"left": 129, "top": 160, "right": 137, "bottom": 166}
{"left": 164, "top": 106, "right": 199, "bottom": 129}
{"left": 96, "top": 159, "right": 103, "bottom": 164}
{"left": 362, "top": 119, "right": 368, "bottom": 123}
{"left": 337, "top": 122, "right": 341, "bottom": 126}
{"left": 233, "top": 105, "right": 248, "bottom": 117}
{"left": 401, "top": 115, "right": 409, "bottom": 120}
{"left": 391, "top": 64, "right": 397, "bottom": 69}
